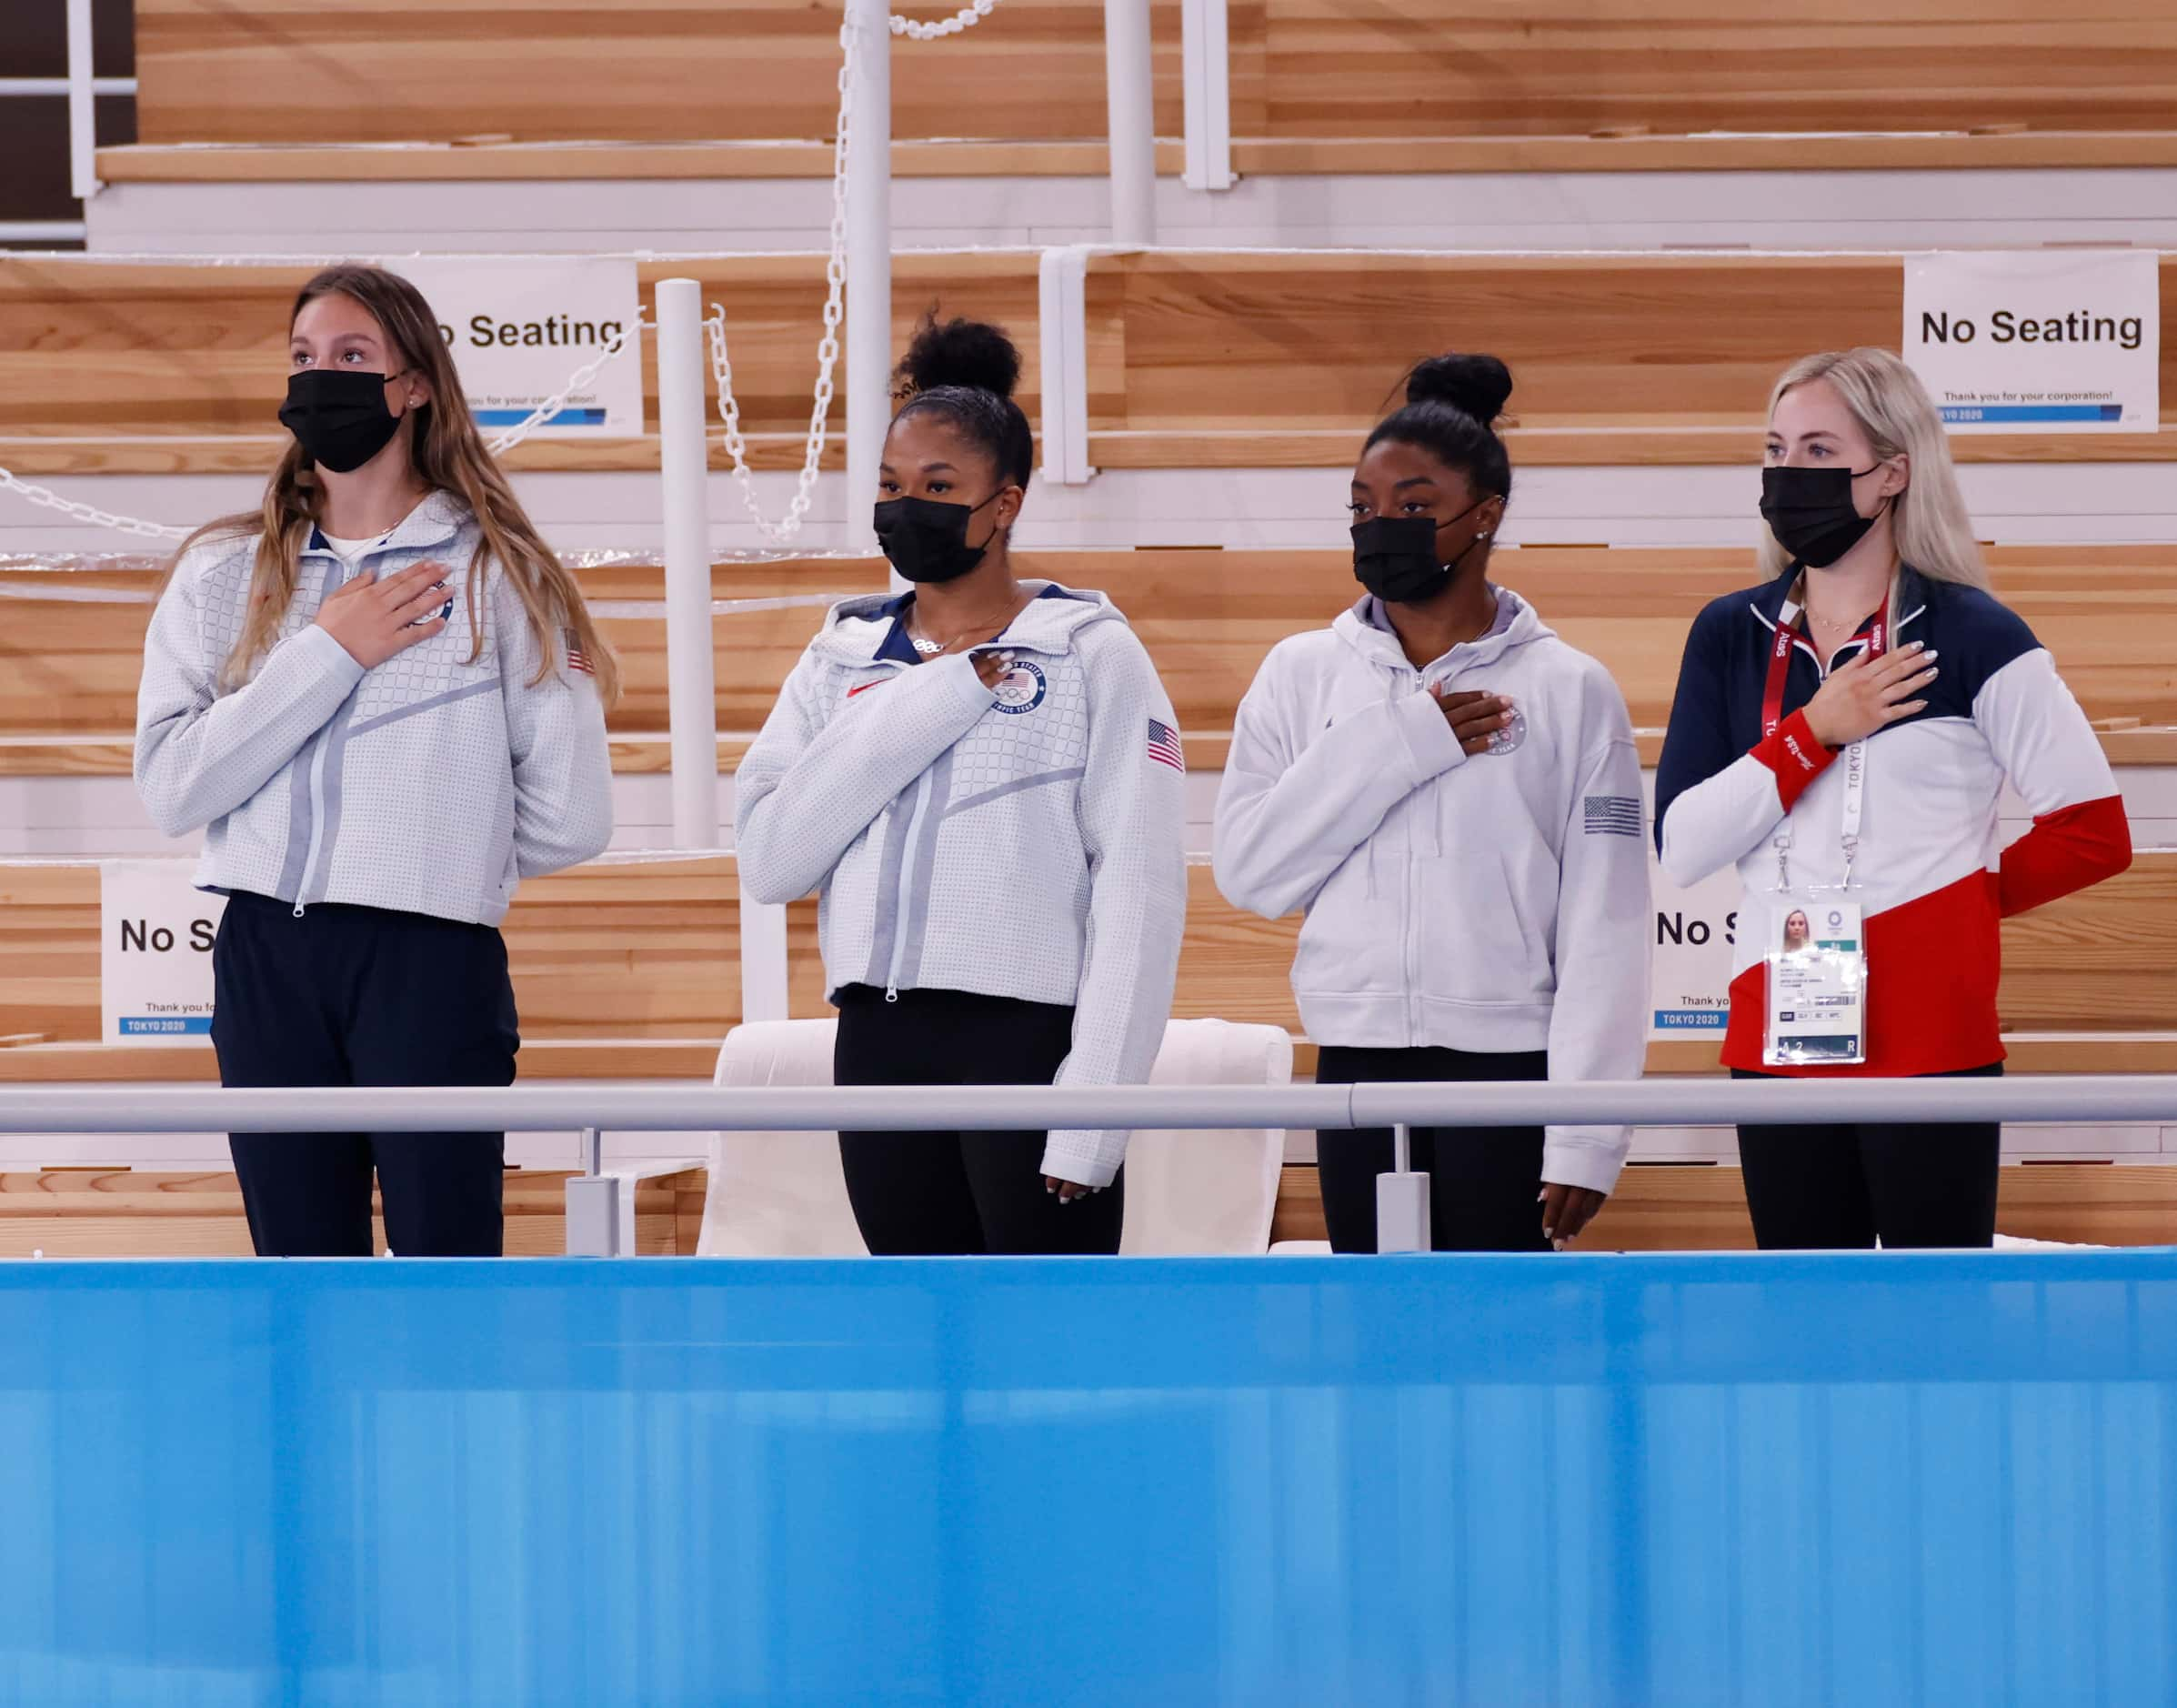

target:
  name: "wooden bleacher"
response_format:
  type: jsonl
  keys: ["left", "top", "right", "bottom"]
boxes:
{"left": 0, "top": 254, "right": 1039, "bottom": 478}
{"left": 1, "top": 844, "right": 2171, "bottom": 1253}
{"left": 5, "top": 253, "right": 2174, "bottom": 479}
{"left": 1075, "top": 251, "right": 2177, "bottom": 467}
{"left": 2, "top": 849, "right": 2170, "bottom": 1080}
{"left": 4, "top": 544, "right": 2171, "bottom": 777}
{"left": 105, "top": 0, "right": 2177, "bottom": 181}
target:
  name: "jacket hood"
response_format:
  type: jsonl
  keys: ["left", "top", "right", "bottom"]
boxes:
{"left": 1330, "top": 583, "right": 1556, "bottom": 676}
{"left": 812, "top": 580, "right": 1129, "bottom": 666}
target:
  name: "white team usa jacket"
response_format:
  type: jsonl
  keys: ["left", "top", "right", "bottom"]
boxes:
{"left": 135, "top": 491, "right": 615, "bottom": 927}
{"left": 1214, "top": 589, "right": 1652, "bottom": 1195}
{"left": 735, "top": 584, "right": 1189, "bottom": 1188}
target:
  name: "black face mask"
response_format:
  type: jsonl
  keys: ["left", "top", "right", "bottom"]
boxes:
{"left": 1760, "top": 464, "right": 1889, "bottom": 568}
{"left": 872, "top": 491, "right": 1004, "bottom": 584}
{"left": 279, "top": 368, "right": 410, "bottom": 475}
{"left": 1350, "top": 496, "right": 1491, "bottom": 604}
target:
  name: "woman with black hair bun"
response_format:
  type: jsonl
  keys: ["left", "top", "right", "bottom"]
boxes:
{"left": 737, "top": 316, "right": 1188, "bottom": 1256}
{"left": 1215, "top": 353, "right": 1651, "bottom": 1252}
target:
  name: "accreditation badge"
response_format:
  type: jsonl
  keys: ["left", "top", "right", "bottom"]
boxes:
{"left": 1763, "top": 899, "right": 1868, "bottom": 1068}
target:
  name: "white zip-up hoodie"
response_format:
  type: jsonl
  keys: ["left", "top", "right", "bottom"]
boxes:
{"left": 1213, "top": 589, "right": 1650, "bottom": 1194}
{"left": 735, "top": 584, "right": 1188, "bottom": 1189}
{"left": 135, "top": 491, "right": 614, "bottom": 926}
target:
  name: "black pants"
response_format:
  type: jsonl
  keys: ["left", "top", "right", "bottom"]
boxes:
{"left": 1732, "top": 1064, "right": 2002, "bottom": 1250}
{"left": 1313, "top": 1045, "right": 1552, "bottom": 1253}
{"left": 211, "top": 890, "right": 518, "bottom": 1257}
{"left": 833, "top": 984, "right": 1122, "bottom": 1256}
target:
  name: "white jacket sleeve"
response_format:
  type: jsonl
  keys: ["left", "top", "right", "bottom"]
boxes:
{"left": 1542, "top": 711, "right": 1652, "bottom": 1198}
{"left": 1041, "top": 629, "right": 1190, "bottom": 1189}
{"left": 1214, "top": 652, "right": 1463, "bottom": 919}
{"left": 134, "top": 552, "right": 365, "bottom": 839}
{"left": 735, "top": 648, "right": 997, "bottom": 905}
{"left": 497, "top": 577, "right": 615, "bottom": 877}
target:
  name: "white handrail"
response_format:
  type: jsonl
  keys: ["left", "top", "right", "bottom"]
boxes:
{"left": 0, "top": 78, "right": 135, "bottom": 97}
{"left": 0, "top": 1076, "right": 2172, "bottom": 1135}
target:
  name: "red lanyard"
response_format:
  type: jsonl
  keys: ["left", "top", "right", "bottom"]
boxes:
{"left": 1761, "top": 579, "right": 1892, "bottom": 738}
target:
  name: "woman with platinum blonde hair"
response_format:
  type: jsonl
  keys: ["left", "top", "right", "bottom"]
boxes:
{"left": 1655, "top": 347, "right": 2129, "bottom": 1251}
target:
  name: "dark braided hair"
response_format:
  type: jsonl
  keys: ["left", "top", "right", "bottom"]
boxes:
{"left": 890, "top": 316, "right": 1035, "bottom": 489}
{"left": 1365, "top": 352, "right": 1514, "bottom": 502}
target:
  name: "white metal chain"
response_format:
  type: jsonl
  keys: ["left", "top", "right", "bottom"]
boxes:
{"left": 699, "top": 11, "right": 857, "bottom": 542}
{"left": 0, "top": 317, "right": 652, "bottom": 545}
{"left": 482, "top": 313, "right": 652, "bottom": 457}
{"left": 0, "top": 468, "right": 190, "bottom": 542}
{"left": 890, "top": 0, "right": 999, "bottom": 39}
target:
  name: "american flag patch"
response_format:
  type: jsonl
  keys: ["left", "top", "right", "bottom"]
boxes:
{"left": 1584, "top": 796, "right": 1642, "bottom": 838}
{"left": 1147, "top": 718, "right": 1186, "bottom": 773}
{"left": 565, "top": 628, "right": 595, "bottom": 677}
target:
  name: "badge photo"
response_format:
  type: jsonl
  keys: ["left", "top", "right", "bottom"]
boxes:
{"left": 992, "top": 658, "right": 1048, "bottom": 715}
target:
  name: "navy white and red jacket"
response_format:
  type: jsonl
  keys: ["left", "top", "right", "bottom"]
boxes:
{"left": 1655, "top": 564, "right": 2131, "bottom": 1077}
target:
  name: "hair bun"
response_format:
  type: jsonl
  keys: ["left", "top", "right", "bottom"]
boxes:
{"left": 899, "top": 316, "right": 1021, "bottom": 400}
{"left": 1406, "top": 353, "right": 1513, "bottom": 423}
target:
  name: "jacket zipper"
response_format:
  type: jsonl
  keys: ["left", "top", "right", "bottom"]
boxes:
{"left": 883, "top": 769, "right": 935, "bottom": 1001}
{"left": 291, "top": 722, "right": 335, "bottom": 917}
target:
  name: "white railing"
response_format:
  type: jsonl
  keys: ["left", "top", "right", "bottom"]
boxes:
{"left": 3, "top": 1077, "right": 2172, "bottom": 1255}
{"left": 0, "top": 0, "right": 125, "bottom": 242}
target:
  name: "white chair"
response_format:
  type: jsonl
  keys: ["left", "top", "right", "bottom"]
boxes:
{"left": 696, "top": 1017, "right": 1292, "bottom": 1257}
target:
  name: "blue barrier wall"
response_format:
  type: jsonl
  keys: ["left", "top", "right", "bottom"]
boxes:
{"left": 1, "top": 1252, "right": 2173, "bottom": 1706}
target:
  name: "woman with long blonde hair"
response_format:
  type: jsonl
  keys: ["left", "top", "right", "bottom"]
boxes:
{"left": 135, "top": 264, "right": 618, "bottom": 1257}
{"left": 1655, "top": 347, "right": 2130, "bottom": 1251}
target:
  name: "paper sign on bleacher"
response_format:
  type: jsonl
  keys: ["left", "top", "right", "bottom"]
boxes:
{"left": 1904, "top": 250, "right": 2159, "bottom": 434}
{"left": 389, "top": 256, "right": 642, "bottom": 437}
{"left": 100, "top": 861, "right": 225, "bottom": 1047}
{"left": 1648, "top": 853, "right": 1739, "bottom": 1042}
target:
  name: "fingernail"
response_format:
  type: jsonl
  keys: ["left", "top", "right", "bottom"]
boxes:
{"left": 1923, "top": 649, "right": 1939, "bottom": 661}
{"left": 1536, "top": 1190, "right": 1547, "bottom": 1201}
{"left": 1927, "top": 668, "right": 1939, "bottom": 678}
{"left": 1542, "top": 1227, "right": 1555, "bottom": 1240}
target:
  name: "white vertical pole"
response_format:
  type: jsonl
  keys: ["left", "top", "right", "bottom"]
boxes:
{"left": 65, "top": 0, "right": 99, "bottom": 205}
{"left": 843, "top": 0, "right": 893, "bottom": 556}
{"left": 1180, "top": 0, "right": 1234, "bottom": 192}
{"left": 655, "top": 278, "right": 719, "bottom": 851}
{"left": 1103, "top": 0, "right": 1158, "bottom": 245}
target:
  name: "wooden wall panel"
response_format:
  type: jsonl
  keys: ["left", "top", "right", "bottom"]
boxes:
{"left": 133, "top": 0, "right": 1189, "bottom": 146}
{"left": 10, "top": 545, "right": 2168, "bottom": 741}
{"left": 1257, "top": 0, "right": 2177, "bottom": 140}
